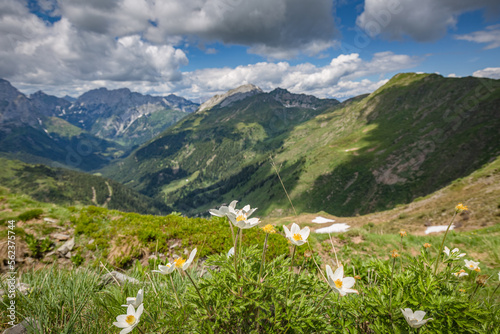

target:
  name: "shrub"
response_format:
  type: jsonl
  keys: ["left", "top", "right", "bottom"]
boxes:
{"left": 18, "top": 209, "right": 44, "bottom": 221}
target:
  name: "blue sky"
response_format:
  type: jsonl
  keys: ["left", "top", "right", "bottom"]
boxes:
{"left": 1, "top": 0, "right": 499, "bottom": 101}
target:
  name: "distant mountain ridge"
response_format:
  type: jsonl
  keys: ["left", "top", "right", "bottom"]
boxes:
{"left": 0, "top": 79, "right": 199, "bottom": 170}
{"left": 61, "top": 86, "right": 198, "bottom": 146}
{"left": 102, "top": 73, "right": 500, "bottom": 217}
{"left": 197, "top": 84, "right": 263, "bottom": 112}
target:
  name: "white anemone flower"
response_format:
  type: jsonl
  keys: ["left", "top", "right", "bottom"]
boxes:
{"left": 227, "top": 205, "right": 259, "bottom": 229}
{"left": 464, "top": 259, "right": 481, "bottom": 272}
{"left": 452, "top": 269, "right": 468, "bottom": 278}
{"left": 325, "top": 265, "right": 358, "bottom": 296}
{"left": 113, "top": 304, "right": 143, "bottom": 334}
{"left": 174, "top": 248, "right": 197, "bottom": 271}
{"left": 283, "top": 223, "right": 310, "bottom": 246}
{"left": 226, "top": 247, "right": 235, "bottom": 258}
{"left": 152, "top": 263, "right": 175, "bottom": 275}
{"left": 121, "top": 289, "right": 143, "bottom": 308}
{"left": 401, "top": 308, "right": 433, "bottom": 329}
{"left": 443, "top": 246, "right": 466, "bottom": 258}
{"left": 209, "top": 200, "right": 238, "bottom": 217}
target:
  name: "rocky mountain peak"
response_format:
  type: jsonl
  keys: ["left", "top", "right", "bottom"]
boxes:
{"left": 197, "top": 84, "right": 263, "bottom": 112}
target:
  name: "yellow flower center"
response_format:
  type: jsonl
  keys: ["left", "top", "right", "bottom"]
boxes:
{"left": 236, "top": 214, "right": 245, "bottom": 222}
{"left": 174, "top": 258, "right": 186, "bottom": 268}
{"left": 469, "top": 265, "right": 474, "bottom": 269}
{"left": 334, "top": 279, "right": 343, "bottom": 288}
{"left": 125, "top": 315, "right": 136, "bottom": 325}
{"left": 474, "top": 267, "right": 481, "bottom": 272}
{"left": 459, "top": 269, "right": 465, "bottom": 274}
{"left": 293, "top": 233, "right": 302, "bottom": 241}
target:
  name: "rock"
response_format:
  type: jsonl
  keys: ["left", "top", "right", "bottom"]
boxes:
{"left": 65, "top": 252, "right": 72, "bottom": 259}
{"left": 24, "top": 258, "right": 35, "bottom": 266}
{"left": 43, "top": 218, "right": 57, "bottom": 224}
{"left": 44, "top": 251, "right": 56, "bottom": 258}
{"left": 3, "top": 318, "right": 40, "bottom": 334}
{"left": 51, "top": 233, "right": 71, "bottom": 241}
{"left": 88, "top": 239, "right": 95, "bottom": 245}
{"left": 169, "top": 241, "right": 181, "bottom": 249}
{"left": 57, "top": 237, "right": 74, "bottom": 256}
{"left": 101, "top": 271, "right": 140, "bottom": 286}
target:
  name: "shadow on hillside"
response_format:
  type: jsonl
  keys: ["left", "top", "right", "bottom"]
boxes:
{"left": 296, "top": 75, "right": 500, "bottom": 216}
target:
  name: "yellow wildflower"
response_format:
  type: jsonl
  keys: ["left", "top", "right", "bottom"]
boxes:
{"left": 455, "top": 203, "right": 468, "bottom": 213}
{"left": 391, "top": 249, "right": 400, "bottom": 258}
{"left": 262, "top": 224, "right": 276, "bottom": 234}
{"left": 399, "top": 230, "right": 407, "bottom": 237}
{"left": 423, "top": 243, "right": 431, "bottom": 248}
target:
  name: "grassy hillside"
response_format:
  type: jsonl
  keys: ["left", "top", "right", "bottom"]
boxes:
{"left": 106, "top": 73, "right": 500, "bottom": 217}
{"left": 0, "top": 174, "right": 499, "bottom": 332}
{"left": 0, "top": 158, "right": 169, "bottom": 215}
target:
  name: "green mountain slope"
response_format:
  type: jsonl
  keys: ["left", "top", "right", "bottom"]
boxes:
{"left": 102, "top": 88, "right": 339, "bottom": 197}
{"left": 0, "top": 158, "right": 170, "bottom": 215}
{"left": 103, "top": 73, "right": 500, "bottom": 217}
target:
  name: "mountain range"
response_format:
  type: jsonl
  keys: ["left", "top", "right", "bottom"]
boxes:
{"left": 0, "top": 79, "right": 198, "bottom": 170}
{"left": 102, "top": 73, "right": 500, "bottom": 217}
{"left": 1, "top": 73, "right": 499, "bottom": 218}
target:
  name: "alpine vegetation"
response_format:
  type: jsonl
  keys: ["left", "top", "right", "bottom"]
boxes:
{"left": 3, "top": 202, "right": 500, "bottom": 333}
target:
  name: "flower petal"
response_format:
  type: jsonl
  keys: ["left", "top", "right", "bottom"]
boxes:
{"left": 342, "top": 277, "right": 355, "bottom": 289}
{"left": 290, "top": 223, "right": 300, "bottom": 235}
{"left": 332, "top": 265, "right": 344, "bottom": 282}
{"left": 413, "top": 310, "right": 426, "bottom": 322}
{"left": 325, "top": 265, "right": 334, "bottom": 281}
{"left": 300, "top": 226, "right": 310, "bottom": 241}
{"left": 113, "top": 321, "right": 128, "bottom": 329}
{"left": 136, "top": 303, "right": 144, "bottom": 321}
{"left": 136, "top": 289, "right": 143, "bottom": 305}
{"left": 283, "top": 225, "right": 291, "bottom": 238}
{"left": 341, "top": 287, "right": 359, "bottom": 294}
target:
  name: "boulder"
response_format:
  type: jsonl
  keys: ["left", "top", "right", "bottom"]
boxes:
{"left": 57, "top": 237, "right": 74, "bottom": 256}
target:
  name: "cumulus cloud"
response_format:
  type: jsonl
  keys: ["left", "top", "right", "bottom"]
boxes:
{"left": 455, "top": 25, "right": 500, "bottom": 49}
{"left": 173, "top": 51, "right": 420, "bottom": 100}
{"left": 0, "top": 1, "right": 187, "bottom": 87}
{"left": 473, "top": 67, "right": 500, "bottom": 79}
{"left": 357, "top": 0, "right": 500, "bottom": 41}
{"left": 58, "top": 0, "right": 337, "bottom": 58}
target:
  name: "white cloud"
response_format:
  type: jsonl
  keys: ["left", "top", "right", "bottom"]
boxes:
{"left": 59, "top": 0, "right": 338, "bottom": 58}
{"left": 12, "top": 52, "right": 420, "bottom": 101}
{"left": 455, "top": 25, "right": 500, "bottom": 49}
{"left": 357, "top": 0, "right": 500, "bottom": 41}
{"left": 174, "top": 51, "right": 419, "bottom": 100}
{"left": 473, "top": 67, "right": 500, "bottom": 79}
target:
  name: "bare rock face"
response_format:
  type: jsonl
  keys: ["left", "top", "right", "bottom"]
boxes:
{"left": 57, "top": 237, "right": 75, "bottom": 256}
{"left": 197, "top": 84, "right": 263, "bottom": 112}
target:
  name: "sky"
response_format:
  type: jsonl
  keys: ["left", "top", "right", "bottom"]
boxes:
{"left": 1, "top": 0, "right": 500, "bottom": 102}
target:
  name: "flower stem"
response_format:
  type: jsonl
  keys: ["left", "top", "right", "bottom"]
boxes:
{"left": 170, "top": 274, "right": 182, "bottom": 308}
{"left": 314, "top": 288, "right": 332, "bottom": 310}
{"left": 258, "top": 233, "right": 269, "bottom": 284}
{"left": 285, "top": 245, "right": 297, "bottom": 301}
{"left": 233, "top": 227, "right": 240, "bottom": 280}
{"left": 228, "top": 218, "right": 235, "bottom": 245}
{"left": 185, "top": 270, "right": 211, "bottom": 317}
{"left": 434, "top": 212, "right": 458, "bottom": 275}
{"left": 389, "top": 256, "right": 396, "bottom": 318}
